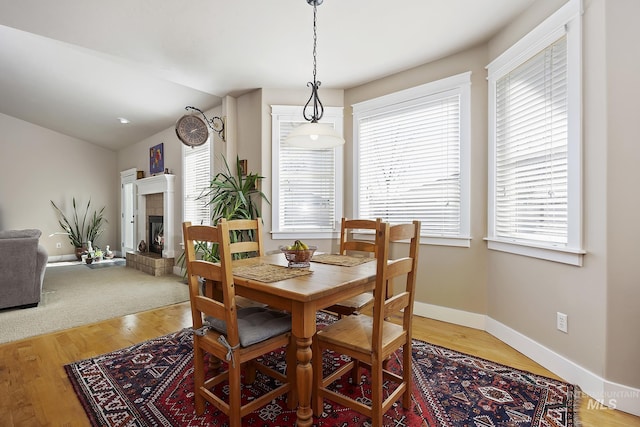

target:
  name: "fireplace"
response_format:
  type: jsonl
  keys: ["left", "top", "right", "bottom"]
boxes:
{"left": 135, "top": 174, "right": 175, "bottom": 259}
{"left": 149, "top": 215, "right": 164, "bottom": 254}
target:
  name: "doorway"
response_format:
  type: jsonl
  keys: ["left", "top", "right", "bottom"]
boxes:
{"left": 120, "top": 168, "right": 137, "bottom": 255}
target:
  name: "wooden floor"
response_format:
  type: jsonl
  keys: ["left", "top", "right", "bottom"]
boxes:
{"left": 0, "top": 302, "right": 638, "bottom": 426}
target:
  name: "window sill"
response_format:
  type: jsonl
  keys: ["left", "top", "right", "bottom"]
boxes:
{"left": 485, "top": 238, "right": 585, "bottom": 266}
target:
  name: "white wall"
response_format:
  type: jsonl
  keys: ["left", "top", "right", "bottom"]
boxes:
{"left": 603, "top": 0, "right": 640, "bottom": 390}
{"left": 0, "top": 113, "right": 118, "bottom": 259}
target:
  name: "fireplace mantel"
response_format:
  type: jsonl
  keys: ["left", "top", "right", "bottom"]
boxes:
{"left": 136, "top": 174, "right": 175, "bottom": 258}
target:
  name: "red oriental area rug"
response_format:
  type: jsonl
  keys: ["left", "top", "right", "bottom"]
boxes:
{"left": 65, "top": 313, "right": 580, "bottom": 426}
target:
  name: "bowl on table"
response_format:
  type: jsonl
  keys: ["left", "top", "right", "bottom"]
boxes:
{"left": 280, "top": 246, "right": 317, "bottom": 268}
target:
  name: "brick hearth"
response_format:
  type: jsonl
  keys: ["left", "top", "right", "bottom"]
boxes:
{"left": 126, "top": 251, "right": 174, "bottom": 276}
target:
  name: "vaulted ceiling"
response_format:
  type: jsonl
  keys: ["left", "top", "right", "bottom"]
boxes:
{"left": 0, "top": 0, "right": 535, "bottom": 150}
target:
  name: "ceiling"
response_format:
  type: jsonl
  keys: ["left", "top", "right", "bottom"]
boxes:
{"left": 0, "top": 0, "right": 535, "bottom": 151}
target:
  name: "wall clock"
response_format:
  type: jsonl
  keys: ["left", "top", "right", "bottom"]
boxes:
{"left": 175, "top": 114, "right": 209, "bottom": 147}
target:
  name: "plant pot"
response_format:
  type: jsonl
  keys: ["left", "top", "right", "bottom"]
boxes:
{"left": 85, "top": 257, "right": 93, "bottom": 265}
{"left": 75, "top": 245, "right": 87, "bottom": 260}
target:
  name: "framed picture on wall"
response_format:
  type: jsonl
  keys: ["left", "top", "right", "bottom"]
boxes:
{"left": 150, "top": 143, "right": 164, "bottom": 175}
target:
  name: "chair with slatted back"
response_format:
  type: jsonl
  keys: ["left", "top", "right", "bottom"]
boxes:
{"left": 201, "top": 218, "right": 266, "bottom": 307}
{"left": 312, "top": 220, "right": 420, "bottom": 426}
{"left": 182, "top": 221, "right": 295, "bottom": 427}
{"left": 223, "top": 218, "right": 267, "bottom": 308}
{"left": 225, "top": 218, "right": 264, "bottom": 259}
{"left": 324, "top": 218, "right": 380, "bottom": 318}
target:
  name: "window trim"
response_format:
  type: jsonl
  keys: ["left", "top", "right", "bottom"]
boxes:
{"left": 352, "top": 72, "right": 471, "bottom": 248}
{"left": 270, "top": 105, "right": 344, "bottom": 240}
{"left": 486, "top": 0, "right": 584, "bottom": 266}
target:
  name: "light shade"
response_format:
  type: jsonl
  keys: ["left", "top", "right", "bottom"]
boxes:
{"left": 284, "top": 122, "right": 345, "bottom": 149}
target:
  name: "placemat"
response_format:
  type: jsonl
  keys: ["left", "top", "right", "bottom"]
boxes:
{"left": 232, "top": 263, "right": 312, "bottom": 283}
{"left": 311, "top": 253, "right": 375, "bottom": 267}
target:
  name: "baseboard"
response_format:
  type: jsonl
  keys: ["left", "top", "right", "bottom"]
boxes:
{"left": 413, "top": 300, "right": 487, "bottom": 330}
{"left": 413, "top": 301, "right": 640, "bottom": 417}
{"left": 486, "top": 318, "right": 640, "bottom": 417}
{"left": 47, "top": 254, "right": 78, "bottom": 263}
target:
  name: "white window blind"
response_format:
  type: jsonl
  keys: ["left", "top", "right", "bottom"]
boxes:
{"left": 271, "top": 105, "right": 344, "bottom": 238}
{"left": 353, "top": 73, "right": 471, "bottom": 245}
{"left": 279, "top": 120, "right": 336, "bottom": 229}
{"left": 183, "top": 141, "right": 211, "bottom": 226}
{"left": 495, "top": 37, "right": 568, "bottom": 244}
{"left": 487, "top": 0, "right": 583, "bottom": 265}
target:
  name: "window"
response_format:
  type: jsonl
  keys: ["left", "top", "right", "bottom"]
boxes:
{"left": 183, "top": 138, "right": 211, "bottom": 226}
{"left": 271, "top": 105, "right": 344, "bottom": 240}
{"left": 352, "top": 72, "right": 471, "bottom": 247}
{"left": 487, "top": 0, "right": 583, "bottom": 265}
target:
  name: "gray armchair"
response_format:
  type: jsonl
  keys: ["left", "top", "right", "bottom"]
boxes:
{"left": 0, "top": 229, "right": 48, "bottom": 310}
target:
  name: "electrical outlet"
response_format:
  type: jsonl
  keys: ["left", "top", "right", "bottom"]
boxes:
{"left": 56, "top": 242, "right": 62, "bottom": 249}
{"left": 557, "top": 312, "right": 568, "bottom": 333}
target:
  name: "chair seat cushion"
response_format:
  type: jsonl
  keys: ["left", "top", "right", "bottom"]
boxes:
{"left": 205, "top": 307, "right": 291, "bottom": 347}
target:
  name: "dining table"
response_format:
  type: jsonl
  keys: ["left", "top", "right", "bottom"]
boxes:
{"left": 229, "top": 252, "right": 377, "bottom": 427}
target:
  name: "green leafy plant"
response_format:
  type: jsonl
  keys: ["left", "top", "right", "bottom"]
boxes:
{"left": 200, "top": 155, "right": 268, "bottom": 224}
{"left": 179, "top": 156, "right": 270, "bottom": 269}
{"left": 51, "top": 197, "right": 107, "bottom": 248}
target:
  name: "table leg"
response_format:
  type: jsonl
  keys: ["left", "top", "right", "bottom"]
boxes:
{"left": 295, "top": 336, "right": 313, "bottom": 427}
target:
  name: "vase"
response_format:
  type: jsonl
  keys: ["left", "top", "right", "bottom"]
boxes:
{"left": 75, "top": 245, "right": 87, "bottom": 261}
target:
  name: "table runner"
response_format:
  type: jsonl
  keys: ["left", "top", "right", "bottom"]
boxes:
{"left": 232, "top": 263, "right": 312, "bottom": 283}
{"left": 311, "top": 253, "right": 375, "bottom": 267}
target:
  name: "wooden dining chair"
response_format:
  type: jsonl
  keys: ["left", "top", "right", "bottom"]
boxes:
{"left": 224, "top": 217, "right": 264, "bottom": 259}
{"left": 324, "top": 218, "right": 380, "bottom": 318}
{"left": 182, "top": 221, "right": 295, "bottom": 427}
{"left": 221, "top": 218, "right": 267, "bottom": 308}
{"left": 312, "top": 220, "right": 421, "bottom": 426}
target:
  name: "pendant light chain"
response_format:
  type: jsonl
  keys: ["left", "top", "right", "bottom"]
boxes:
{"left": 303, "top": 0, "right": 324, "bottom": 123}
{"left": 284, "top": 0, "right": 345, "bottom": 148}
{"left": 312, "top": 2, "right": 317, "bottom": 85}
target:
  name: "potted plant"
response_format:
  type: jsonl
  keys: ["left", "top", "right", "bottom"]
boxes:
{"left": 201, "top": 155, "right": 268, "bottom": 225}
{"left": 51, "top": 197, "right": 107, "bottom": 260}
{"left": 179, "top": 156, "right": 269, "bottom": 269}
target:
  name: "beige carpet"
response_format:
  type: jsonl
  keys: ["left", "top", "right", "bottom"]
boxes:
{"left": 0, "top": 259, "right": 189, "bottom": 344}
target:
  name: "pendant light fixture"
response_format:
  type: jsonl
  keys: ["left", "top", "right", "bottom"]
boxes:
{"left": 285, "top": 0, "right": 345, "bottom": 149}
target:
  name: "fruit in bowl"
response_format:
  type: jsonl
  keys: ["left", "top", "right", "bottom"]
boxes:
{"left": 280, "top": 240, "right": 317, "bottom": 267}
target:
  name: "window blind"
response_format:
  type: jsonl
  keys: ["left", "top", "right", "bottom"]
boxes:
{"left": 357, "top": 94, "right": 461, "bottom": 236}
{"left": 278, "top": 120, "right": 336, "bottom": 230}
{"left": 494, "top": 36, "right": 568, "bottom": 245}
{"left": 183, "top": 141, "right": 211, "bottom": 226}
